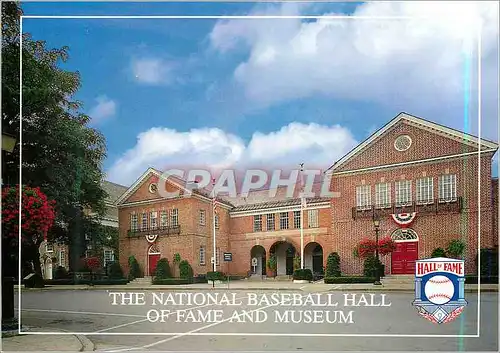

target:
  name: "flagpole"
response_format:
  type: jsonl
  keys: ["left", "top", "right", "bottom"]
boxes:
{"left": 212, "top": 178, "right": 217, "bottom": 273}
{"left": 300, "top": 163, "right": 304, "bottom": 270}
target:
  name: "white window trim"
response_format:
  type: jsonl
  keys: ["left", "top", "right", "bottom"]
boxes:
{"left": 293, "top": 210, "right": 301, "bottom": 229}
{"left": 438, "top": 174, "right": 457, "bottom": 202}
{"left": 199, "top": 246, "right": 206, "bottom": 265}
{"left": 199, "top": 210, "right": 206, "bottom": 226}
{"left": 103, "top": 250, "right": 114, "bottom": 267}
{"left": 279, "top": 212, "right": 289, "bottom": 230}
{"left": 131, "top": 214, "right": 138, "bottom": 231}
{"left": 150, "top": 211, "right": 158, "bottom": 229}
{"left": 416, "top": 177, "right": 434, "bottom": 205}
{"left": 46, "top": 243, "right": 53, "bottom": 253}
{"left": 160, "top": 210, "right": 168, "bottom": 227}
{"left": 395, "top": 180, "right": 412, "bottom": 207}
{"left": 59, "top": 250, "right": 66, "bottom": 268}
{"left": 266, "top": 214, "right": 275, "bottom": 231}
{"left": 375, "top": 183, "right": 391, "bottom": 209}
{"left": 253, "top": 215, "right": 262, "bottom": 232}
{"left": 307, "top": 209, "right": 319, "bottom": 228}
{"left": 214, "top": 214, "right": 219, "bottom": 229}
{"left": 170, "top": 209, "right": 179, "bottom": 226}
{"left": 356, "top": 185, "right": 372, "bottom": 210}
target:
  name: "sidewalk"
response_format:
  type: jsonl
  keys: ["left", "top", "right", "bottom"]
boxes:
{"left": 1, "top": 327, "right": 94, "bottom": 352}
{"left": 14, "top": 281, "right": 498, "bottom": 292}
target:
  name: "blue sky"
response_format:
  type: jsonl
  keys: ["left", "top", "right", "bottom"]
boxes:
{"left": 21, "top": 1, "right": 499, "bottom": 185}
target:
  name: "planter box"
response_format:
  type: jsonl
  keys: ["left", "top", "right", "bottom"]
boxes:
{"left": 293, "top": 280, "right": 310, "bottom": 284}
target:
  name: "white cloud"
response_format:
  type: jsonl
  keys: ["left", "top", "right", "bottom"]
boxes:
{"left": 132, "top": 57, "right": 172, "bottom": 84}
{"left": 89, "top": 96, "right": 116, "bottom": 122}
{"left": 209, "top": 1, "right": 499, "bottom": 140}
{"left": 106, "top": 122, "right": 357, "bottom": 185}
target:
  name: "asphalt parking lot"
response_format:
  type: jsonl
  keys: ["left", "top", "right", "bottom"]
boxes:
{"left": 15, "top": 290, "right": 499, "bottom": 351}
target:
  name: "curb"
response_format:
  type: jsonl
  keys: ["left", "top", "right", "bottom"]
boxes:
{"left": 76, "top": 334, "right": 95, "bottom": 352}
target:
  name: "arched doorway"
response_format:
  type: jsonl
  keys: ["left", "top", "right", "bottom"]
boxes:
{"left": 391, "top": 228, "right": 419, "bottom": 275}
{"left": 148, "top": 244, "right": 161, "bottom": 276}
{"left": 250, "top": 245, "right": 266, "bottom": 276}
{"left": 45, "top": 258, "right": 53, "bottom": 280}
{"left": 304, "top": 242, "right": 323, "bottom": 275}
{"left": 269, "top": 241, "right": 296, "bottom": 276}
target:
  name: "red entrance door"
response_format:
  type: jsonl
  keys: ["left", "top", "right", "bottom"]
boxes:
{"left": 148, "top": 254, "right": 161, "bottom": 276}
{"left": 391, "top": 242, "right": 418, "bottom": 274}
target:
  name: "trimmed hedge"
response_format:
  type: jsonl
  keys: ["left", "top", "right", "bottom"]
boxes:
{"left": 293, "top": 269, "right": 313, "bottom": 281}
{"left": 324, "top": 276, "right": 376, "bottom": 284}
{"left": 152, "top": 278, "right": 194, "bottom": 285}
{"left": 363, "top": 255, "right": 383, "bottom": 277}
{"left": 107, "top": 262, "right": 124, "bottom": 279}
{"left": 54, "top": 266, "right": 69, "bottom": 279}
{"left": 154, "top": 258, "right": 172, "bottom": 280}
{"left": 194, "top": 274, "right": 208, "bottom": 283}
{"left": 326, "top": 252, "right": 341, "bottom": 277}
{"left": 179, "top": 260, "right": 193, "bottom": 279}
{"left": 464, "top": 275, "right": 498, "bottom": 284}
{"left": 44, "top": 279, "right": 129, "bottom": 285}
{"left": 128, "top": 256, "right": 142, "bottom": 280}
{"left": 207, "top": 271, "right": 226, "bottom": 281}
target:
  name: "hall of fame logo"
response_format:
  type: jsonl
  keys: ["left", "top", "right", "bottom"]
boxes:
{"left": 412, "top": 257, "right": 467, "bottom": 324}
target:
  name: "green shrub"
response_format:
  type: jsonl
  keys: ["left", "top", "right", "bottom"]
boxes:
{"left": 179, "top": 260, "right": 193, "bottom": 279}
{"left": 128, "top": 256, "right": 142, "bottom": 280}
{"left": 44, "top": 279, "right": 129, "bottom": 285}
{"left": 152, "top": 278, "right": 194, "bottom": 285}
{"left": 194, "top": 274, "right": 208, "bottom": 283}
{"left": 324, "top": 276, "right": 376, "bottom": 284}
{"left": 108, "top": 262, "right": 124, "bottom": 279}
{"left": 173, "top": 253, "right": 181, "bottom": 263}
{"left": 207, "top": 271, "right": 226, "bottom": 281}
{"left": 293, "top": 255, "right": 301, "bottom": 271}
{"left": 154, "top": 258, "right": 171, "bottom": 280}
{"left": 446, "top": 239, "right": 466, "bottom": 259}
{"left": 267, "top": 255, "right": 277, "bottom": 272}
{"left": 326, "top": 252, "right": 341, "bottom": 277}
{"left": 363, "top": 255, "right": 382, "bottom": 277}
{"left": 431, "top": 248, "right": 447, "bottom": 258}
{"left": 293, "top": 269, "right": 313, "bottom": 281}
{"left": 476, "top": 248, "right": 499, "bottom": 276}
{"left": 54, "top": 266, "right": 69, "bottom": 279}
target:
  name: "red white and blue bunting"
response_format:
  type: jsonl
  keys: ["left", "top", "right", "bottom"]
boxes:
{"left": 145, "top": 234, "right": 158, "bottom": 243}
{"left": 391, "top": 212, "right": 417, "bottom": 227}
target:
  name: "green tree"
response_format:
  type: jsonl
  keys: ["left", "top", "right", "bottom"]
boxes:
{"left": 326, "top": 252, "right": 341, "bottom": 277}
{"left": 2, "top": 3, "right": 108, "bottom": 277}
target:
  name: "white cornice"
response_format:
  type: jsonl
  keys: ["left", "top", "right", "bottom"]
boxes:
{"left": 229, "top": 202, "right": 330, "bottom": 218}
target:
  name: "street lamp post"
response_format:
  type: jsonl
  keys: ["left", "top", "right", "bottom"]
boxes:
{"left": 373, "top": 217, "right": 382, "bottom": 286}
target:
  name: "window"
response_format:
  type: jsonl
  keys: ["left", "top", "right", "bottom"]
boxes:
{"left": 141, "top": 213, "right": 148, "bottom": 230}
{"left": 293, "top": 211, "right": 301, "bottom": 229}
{"left": 150, "top": 211, "right": 157, "bottom": 230}
{"left": 280, "top": 212, "right": 289, "bottom": 230}
{"left": 308, "top": 209, "right": 319, "bottom": 228}
{"left": 103, "top": 250, "right": 114, "bottom": 267}
{"left": 85, "top": 250, "right": 91, "bottom": 258}
{"left": 59, "top": 250, "right": 66, "bottom": 268}
{"left": 266, "top": 214, "right": 275, "bottom": 231}
{"left": 160, "top": 210, "right": 168, "bottom": 227}
{"left": 199, "top": 210, "right": 206, "bottom": 226}
{"left": 439, "top": 174, "right": 457, "bottom": 202}
{"left": 395, "top": 180, "right": 412, "bottom": 206}
{"left": 394, "top": 135, "right": 412, "bottom": 151}
{"left": 375, "top": 183, "right": 391, "bottom": 209}
{"left": 131, "top": 214, "right": 138, "bottom": 231}
{"left": 46, "top": 243, "right": 53, "bottom": 253}
{"left": 215, "top": 214, "right": 220, "bottom": 229}
{"left": 253, "top": 215, "right": 262, "bottom": 232}
{"left": 356, "top": 185, "right": 371, "bottom": 210}
{"left": 416, "top": 177, "right": 434, "bottom": 204}
{"left": 170, "top": 209, "right": 179, "bottom": 226}
{"left": 199, "top": 246, "right": 206, "bottom": 265}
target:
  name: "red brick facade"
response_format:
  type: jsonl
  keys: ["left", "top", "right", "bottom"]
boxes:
{"left": 117, "top": 113, "right": 498, "bottom": 277}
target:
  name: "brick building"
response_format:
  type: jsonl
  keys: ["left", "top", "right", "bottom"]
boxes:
{"left": 117, "top": 112, "right": 499, "bottom": 278}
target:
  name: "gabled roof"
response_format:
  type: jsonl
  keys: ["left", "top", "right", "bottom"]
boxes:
{"left": 326, "top": 112, "right": 498, "bottom": 173}
{"left": 115, "top": 167, "right": 234, "bottom": 208}
{"left": 102, "top": 180, "right": 128, "bottom": 205}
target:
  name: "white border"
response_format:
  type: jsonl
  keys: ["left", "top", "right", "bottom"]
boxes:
{"left": 17, "top": 14, "right": 484, "bottom": 339}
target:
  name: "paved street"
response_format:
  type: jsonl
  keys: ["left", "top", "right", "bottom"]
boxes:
{"left": 8, "top": 289, "right": 498, "bottom": 351}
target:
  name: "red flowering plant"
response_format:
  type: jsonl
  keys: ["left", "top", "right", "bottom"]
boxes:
{"left": 378, "top": 236, "right": 397, "bottom": 255}
{"left": 354, "top": 237, "right": 396, "bottom": 258}
{"left": 2, "top": 185, "right": 56, "bottom": 244}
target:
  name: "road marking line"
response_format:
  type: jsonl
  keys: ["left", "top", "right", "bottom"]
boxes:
{"left": 94, "top": 294, "right": 248, "bottom": 334}
{"left": 15, "top": 308, "right": 145, "bottom": 318}
{"left": 105, "top": 293, "right": 310, "bottom": 352}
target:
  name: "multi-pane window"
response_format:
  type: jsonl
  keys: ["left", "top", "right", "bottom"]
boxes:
{"left": 215, "top": 214, "right": 219, "bottom": 229}
{"left": 416, "top": 177, "right": 434, "bottom": 204}
{"left": 266, "top": 214, "right": 275, "bottom": 231}
{"left": 170, "top": 209, "right": 179, "bottom": 226}
{"left": 293, "top": 211, "right": 301, "bottom": 229}
{"left": 131, "top": 214, "right": 138, "bottom": 231}
{"left": 280, "top": 212, "right": 289, "bottom": 230}
{"left": 103, "top": 250, "right": 114, "bottom": 267}
{"left": 59, "top": 250, "right": 66, "bottom": 268}
{"left": 395, "top": 180, "right": 412, "bottom": 206}
{"left": 141, "top": 213, "right": 148, "bottom": 230}
{"left": 375, "top": 183, "right": 391, "bottom": 209}
{"left": 160, "top": 210, "right": 168, "bottom": 227}
{"left": 199, "top": 210, "right": 206, "bottom": 226}
{"left": 150, "top": 211, "right": 157, "bottom": 229}
{"left": 46, "top": 243, "right": 53, "bottom": 252}
{"left": 439, "top": 174, "right": 457, "bottom": 202}
{"left": 199, "top": 246, "right": 206, "bottom": 265}
{"left": 308, "top": 209, "right": 319, "bottom": 228}
{"left": 356, "top": 185, "right": 371, "bottom": 210}
{"left": 253, "top": 215, "right": 262, "bottom": 232}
